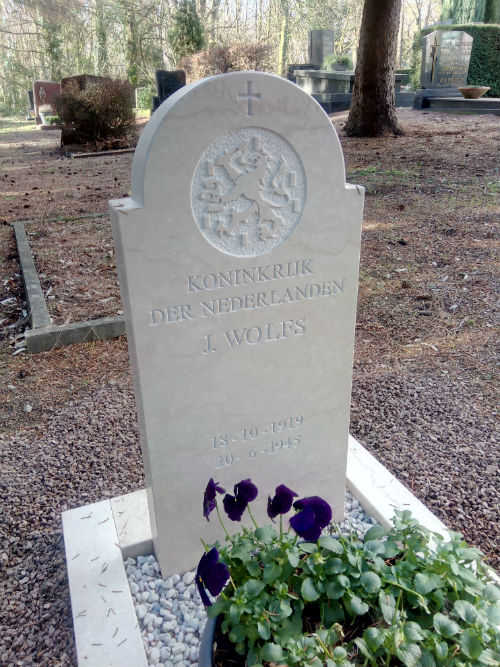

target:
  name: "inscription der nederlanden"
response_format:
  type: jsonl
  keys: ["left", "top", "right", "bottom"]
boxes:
{"left": 148, "top": 258, "right": 346, "bottom": 335}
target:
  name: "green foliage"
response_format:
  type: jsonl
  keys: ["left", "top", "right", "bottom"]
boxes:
{"left": 135, "top": 86, "right": 153, "bottom": 109}
{"left": 167, "top": 0, "right": 204, "bottom": 65}
{"left": 209, "top": 510, "right": 500, "bottom": 666}
{"left": 41, "top": 19, "right": 63, "bottom": 81}
{"left": 410, "top": 23, "right": 500, "bottom": 97}
{"left": 322, "top": 53, "right": 354, "bottom": 70}
{"left": 54, "top": 79, "right": 135, "bottom": 146}
{"left": 442, "top": 0, "right": 485, "bottom": 22}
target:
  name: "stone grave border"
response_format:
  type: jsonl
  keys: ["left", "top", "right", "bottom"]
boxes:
{"left": 62, "top": 435, "right": 457, "bottom": 667}
{"left": 12, "top": 215, "right": 125, "bottom": 353}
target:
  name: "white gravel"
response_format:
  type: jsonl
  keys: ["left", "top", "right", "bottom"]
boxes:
{"left": 126, "top": 489, "right": 376, "bottom": 667}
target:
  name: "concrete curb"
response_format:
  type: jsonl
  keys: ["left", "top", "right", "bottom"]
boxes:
{"left": 25, "top": 316, "right": 126, "bottom": 353}
{"left": 12, "top": 219, "right": 126, "bottom": 353}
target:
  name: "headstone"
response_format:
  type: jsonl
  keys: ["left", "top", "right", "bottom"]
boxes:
{"left": 420, "top": 30, "right": 473, "bottom": 90}
{"left": 109, "top": 71, "right": 364, "bottom": 576}
{"left": 308, "top": 30, "right": 335, "bottom": 69}
{"left": 152, "top": 70, "right": 186, "bottom": 112}
{"left": 33, "top": 80, "right": 61, "bottom": 124}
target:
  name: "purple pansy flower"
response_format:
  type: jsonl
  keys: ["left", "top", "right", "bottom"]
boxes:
{"left": 267, "top": 484, "right": 298, "bottom": 521}
{"left": 196, "top": 547, "right": 230, "bottom": 607}
{"left": 289, "top": 496, "right": 332, "bottom": 542}
{"left": 203, "top": 478, "right": 225, "bottom": 521}
{"left": 223, "top": 479, "right": 258, "bottom": 521}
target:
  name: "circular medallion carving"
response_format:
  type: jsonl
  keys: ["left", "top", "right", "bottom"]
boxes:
{"left": 191, "top": 127, "right": 306, "bottom": 257}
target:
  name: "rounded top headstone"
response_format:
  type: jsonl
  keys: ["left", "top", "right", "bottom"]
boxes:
{"left": 131, "top": 72, "right": 347, "bottom": 257}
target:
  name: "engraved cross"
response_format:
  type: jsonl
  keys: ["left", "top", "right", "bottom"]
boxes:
{"left": 237, "top": 81, "right": 261, "bottom": 116}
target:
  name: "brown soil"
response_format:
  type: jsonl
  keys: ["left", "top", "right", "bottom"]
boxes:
{"left": 0, "top": 109, "right": 499, "bottom": 666}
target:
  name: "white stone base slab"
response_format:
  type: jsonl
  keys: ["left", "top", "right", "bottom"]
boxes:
{"left": 62, "top": 499, "right": 148, "bottom": 666}
{"left": 62, "top": 437, "right": 454, "bottom": 666}
{"left": 346, "top": 435, "right": 448, "bottom": 538}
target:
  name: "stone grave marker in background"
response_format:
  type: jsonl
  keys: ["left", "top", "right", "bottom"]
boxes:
{"left": 109, "top": 71, "right": 364, "bottom": 576}
{"left": 33, "top": 80, "right": 61, "bottom": 124}
{"left": 308, "top": 29, "right": 335, "bottom": 69}
{"left": 152, "top": 69, "right": 186, "bottom": 112}
{"left": 60, "top": 73, "right": 112, "bottom": 93}
{"left": 420, "top": 30, "right": 473, "bottom": 91}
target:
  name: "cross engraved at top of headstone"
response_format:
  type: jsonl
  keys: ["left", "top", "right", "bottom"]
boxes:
{"left": 237, "top": 81, "right": 261, "bottom": 116}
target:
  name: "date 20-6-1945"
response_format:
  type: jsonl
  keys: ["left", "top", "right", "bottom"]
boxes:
{"left": 212, "top": 416, "right": 304, "bottom": 470}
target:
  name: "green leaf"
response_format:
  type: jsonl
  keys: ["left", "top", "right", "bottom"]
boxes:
{"left": 299, "top": 542, "right": 318, "bottom": 554}
{"left": 326, "top": 557, "right": 346, "bottom": 574}
{"left": 360, "top": 571, "right": 382, "bottom": 593}
{"left": 364, "top": 626, "right": 384, "bottom": 651}
{"left": 487, "top": 601, "right": 500, "bottom": 625}
{"left": 483, "top": 583, "right": 500, "bottom": 603}
{"left": 318, "top": 535, "right": 343, "bottom": 554}
{"left": 287, "top": 548, "right": 300, "bottom": 568}
{"left": 261, "top": 642, "right": 284, "bottom": 662}
{"left": 350, "top": 595, "right": 369, "bottom": 616}
{"left": 364, "top": 525, "right": 388, "bottom": 541}
{"left": 433, "top": 639, "right": 448, "bottom": 660}
{"left": 396, "top": 642, "right": 422, "bottom": 667}
{"left": 326, "top": 579, "right": 346, "bottom": 599}
{"left": 255, "top": 525, "right": 277, "bottom": 544}
{"left": 363, "top": 540, "right": 387, "bottom": 556}
{"left": 433, "top": 612, "right": 460, "bottom": 638}
{"left": 263, "top": 562, "right": 282, "bottom": 583}
{"left": 478, "top": 648, "right": 500, "bottom": 665}
{"left": 419, "top": 649, "right": 436, "bottom": 667}
{"left": 454, "top": 599, "right": 477, "bottom": 623}
{"left": 354, "top": 638, "right": 373, "bottom": 661}
{"left": 257, "top": 620, "right": 271, "bottom": 640}
{"left": 404, "top": 621, "right": 425, "bottom": 641}
{"left": 244, "top": 579, "right": 265, "bottom": 598}
{"left": 332, "top": 646, "right": 348, "bottom": 660}
{"left": 229, "top": 624, "right": 246, "bottom": 643}
{"left": 383, "top": 540, "right": 401, "bottom": 558}
{"left": 230, "top": 544, "right": 252, "bottom": 562}
{"left": 414, "top": 572, "right": 442, "bottom": 594}
{"left": 246, "top": 560, "right": 261, "bottom": 577}
{"left": 301, "top": 577, "right": 320, "bottom": 602}
{"left": 379, "top": 591, "right": 397, "bottom": 625}
{"left": 279, "top": 599, "right": 292, "bottom": 617}
{"left": 459, "top": 628, "right": 483, "bottom": 661}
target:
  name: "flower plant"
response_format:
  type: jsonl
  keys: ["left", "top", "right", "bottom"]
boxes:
{"left": 197, "top": 478, "right": 500, "bottom": 667}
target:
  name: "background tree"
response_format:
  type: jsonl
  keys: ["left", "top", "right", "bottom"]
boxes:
{"left": 345, "top": 0, "right": 402, "bottom": 137}
{"left": 167, "top": 0, "right": 204, "bottom": 64}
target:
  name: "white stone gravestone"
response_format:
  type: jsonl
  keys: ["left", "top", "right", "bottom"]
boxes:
{"left": 109, "top": 71, "right": 364, "bottom": 577}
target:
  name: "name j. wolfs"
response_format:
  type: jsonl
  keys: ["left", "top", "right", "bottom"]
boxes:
{"left": 203, "top": 318, "right": 306, "bottom": 354}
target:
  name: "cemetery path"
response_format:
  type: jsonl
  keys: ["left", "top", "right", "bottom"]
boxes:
{"left": 0, "top": 110, "right": 498, "bottom": 666}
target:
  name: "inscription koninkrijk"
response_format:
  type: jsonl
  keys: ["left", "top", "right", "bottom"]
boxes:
{"left": 147, "top": 257, "right": 346, "bottom": 355}
{"left": 148, "top": 258, "right": 346, "bottom": 325}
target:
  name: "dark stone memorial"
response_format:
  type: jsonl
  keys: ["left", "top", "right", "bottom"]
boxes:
{"left": 414, "top": 30, "right": 474, "bottom": 110}
{"left": 152, "top": 70, "right": 186, "bottom": 112}
{"left": 421, "top": 30, "right": 473, "bottom": 90}
{"left": 308, "top": 30, "right": 335, "bottom": 69}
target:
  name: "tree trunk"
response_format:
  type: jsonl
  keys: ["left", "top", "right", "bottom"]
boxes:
{"left": 277, "top": 1, "right": 289, "bottom": 78}
{"left": 345, "top": 0, "right": 402, "bottom": 137}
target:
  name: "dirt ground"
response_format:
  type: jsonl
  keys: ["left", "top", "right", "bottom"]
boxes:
{"left": 0, "top": 109, "right": 499, "bottom": 665}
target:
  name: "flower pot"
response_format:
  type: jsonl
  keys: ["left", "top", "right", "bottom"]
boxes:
{"left": 458, "top": 86, "right": 490, "bottom": 99}
{"left": 199, "top": 616, "right": 217, "bottom": 667}
{"left": 39, "top": 112, "right": 50, "bottom": 126}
